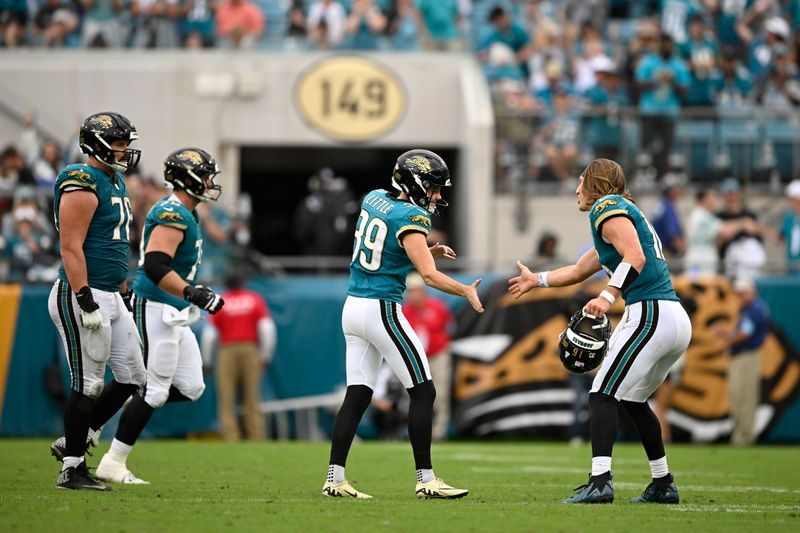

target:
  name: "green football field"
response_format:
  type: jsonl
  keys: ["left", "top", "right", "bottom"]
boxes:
{"left": 1, "top": 440, "right": 798, "bottom": 532}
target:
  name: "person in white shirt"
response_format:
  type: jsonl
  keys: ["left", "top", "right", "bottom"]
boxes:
{"left": 308, "top": 0, "right": 346, "bottom": 48}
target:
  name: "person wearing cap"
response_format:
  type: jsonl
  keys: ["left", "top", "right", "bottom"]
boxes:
{"left": 402, "top": 272, "right": 454, "bottom": 441}
{"left": 780, "top": 180, "right": 800, "bottom": 273}
{"left": 480, "top": 5, "right": 533, "bottom": 79}
{"left": 727, "top": 278, "right": 769, "bottom": 446}
{"left": 678, "top": 13, "right": 720, "bottom": 109}
{"left": 744, "top": 15, "right": 791, "bottom": 81}
{"left": 584, "top": 56, "right": 628, "bottom": 161}
{"left": 716, "top": 178, "right": 765, "bottom": 279}
{"left": 712, "top": 47, "right": 753, "bottom": 110}
{"left": 650, "top": 173, "right": 686, "bottom": 258}
{"left": 636, "top": 32, "right": 690, "bottom": 176}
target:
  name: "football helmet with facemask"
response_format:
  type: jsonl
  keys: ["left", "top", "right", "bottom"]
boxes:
{"left": 79, "top": 112, "right": 141, "bottom": 173}
{"left": 558, "top": 310, "right": 612, "bottom": 374}
{"left": 391, "top": 149, "right": 451, "bottom": 215}
{"left": 164, "top": 148, "right": 222, "bottom": 202}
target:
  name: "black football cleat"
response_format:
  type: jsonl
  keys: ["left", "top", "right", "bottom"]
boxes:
{"left": 50, "top": 435, "right": 94, "bottom": 463}
{"left": 562, "top": 472, "right": 615, "bottom": 504}
{"left": 56, "top": 462, "right": 112, "bottom": 491}
{"left": 630, "top": 474, "right": 680, "bottom": 504}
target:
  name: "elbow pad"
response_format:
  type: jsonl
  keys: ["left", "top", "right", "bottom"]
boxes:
{"left": 608, "top": 262, "right": 640, "bottom": 291}
{"left": 144, "top": 251, "right": 175, "bottom": 285}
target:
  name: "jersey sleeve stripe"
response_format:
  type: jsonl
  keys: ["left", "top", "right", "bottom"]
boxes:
{"left": 60, "top": 180, "right": 97, "bottom": 192}
{"left": 395, "top": 225, "right": 430, "bottom": 248}
{"left": 159, "top": 223, "right": 189, "bottom": 231}
{"left": 593, "top": 209, "right": 630, "bottom": 230}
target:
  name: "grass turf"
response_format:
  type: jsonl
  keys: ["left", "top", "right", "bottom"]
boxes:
{"left": 1, "top": 439, "right": 798, "bottom": 532}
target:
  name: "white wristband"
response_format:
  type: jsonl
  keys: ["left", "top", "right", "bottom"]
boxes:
{"left": 599, "top": 290, "right": 616, "bottom": 305}
{"left": 538, "top": 271, "right": 550, "bottom": 288}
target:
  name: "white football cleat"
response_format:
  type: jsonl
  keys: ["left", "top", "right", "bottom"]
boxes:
{"left": 415, "top": 478, "right": 469, "bottom": 500}
{"left": 96, "top": 454, "right": 149, "bottom": 485}
{"left": 321, "top": 480, "right": 372, "bottom": 499}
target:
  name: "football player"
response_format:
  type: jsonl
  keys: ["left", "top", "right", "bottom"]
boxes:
{"left": 47, "top": 112, "right": 146, "bottom": 490}
{"left": 94, "top": 148, "right": 225, "bottom": 484}
{"left": 508, "top": 158, "right": 692, "bottom": 504}
{"left": 322, "top": 149, "right": 483, "bottom": 500}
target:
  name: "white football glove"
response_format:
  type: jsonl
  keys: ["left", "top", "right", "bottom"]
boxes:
{"left": 80, "top": 308, "right": 104, "bottom": 330}
{"left": 75, "top": 286, "right": 104, "bottom": 330}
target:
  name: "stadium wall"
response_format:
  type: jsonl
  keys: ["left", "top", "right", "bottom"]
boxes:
{"left": 1, "top": 276, "right": 798, "bottom": 442}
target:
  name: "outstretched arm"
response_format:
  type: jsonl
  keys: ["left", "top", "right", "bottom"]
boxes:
{"left": 403, "top": 232, "right": 483, "bottom": 313}
{"left": 508, "top": 248, "right": 601, "bottom": 299}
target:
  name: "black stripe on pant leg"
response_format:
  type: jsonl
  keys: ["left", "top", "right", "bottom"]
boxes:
{"left": 608, "top": 301, "right": 660, "bottom": 398}
{"left": 135, "top": 296, "right": 149, "bottom": 397}
{"left": 379, "top": 300, "right": 418, "bottom": 385}
{"left": 390, "top": 302, "right": 429, "bottom": 384}
{"left": 55, "top": 280, "right": 78, "bottom": 392}
{"left": 63, "top": 281, "right": 85, "bottom": 395}
{"left": 599, "top": 301, "right": 649, "bottom": 394}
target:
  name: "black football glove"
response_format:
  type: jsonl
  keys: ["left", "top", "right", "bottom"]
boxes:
{"left": 183, "top": 285, "right": 224, "bottom": 314}
{"left": 121, "top": 291, "right": 133, "bottom": 313}
{"left": 75, "top": 285, "right": 103, "bottom": 329}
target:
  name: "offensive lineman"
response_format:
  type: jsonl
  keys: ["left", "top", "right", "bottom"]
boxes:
{"left": 48, "top": 112, "right": 146, "bottom": 490}
{"left": 322, "top": 149, "right": 483, "bottom": 500}
{"left": 508, "top": 158, "right": 692, "bottom": 504}
{"left": 95, "top": 148, "right": 225, "bottom": 484}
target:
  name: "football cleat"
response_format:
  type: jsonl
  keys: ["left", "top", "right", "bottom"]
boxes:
{"left": 562, "top": 472, "right": 615, "bottom": 504}
{"left": 322, "top": 480, "right": 373, "bottom": 499}
{"left": 415, "top": 478, "right": 469, "bottom": 500}
{"left": 50, "top": 434, "right": 96, "bottom": 463}
{"left": 630, "top": 474, "right": 680, "bottom": 504}
{"left": 56, "top": 462, "right": 111, "bottom": 491}
{"left": 96, "top": 454, "right": 150, "bottom": 484}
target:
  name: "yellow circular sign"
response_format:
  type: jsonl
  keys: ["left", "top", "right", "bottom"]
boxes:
{"left": 294, "top": 56, "right": 407, "bottom": 143}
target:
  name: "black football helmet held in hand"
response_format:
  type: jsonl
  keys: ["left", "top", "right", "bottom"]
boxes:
{"left": 558, "top": 310, "right": 612, "bottom": 374}
{"left": 79, "top": 112, "right": 141, "bottom": 173}
{"left": 391, "top": 149, "right": 451, "bottom": 215}
{"left": 164, "top": 148, "right": 222, "bottom": 202}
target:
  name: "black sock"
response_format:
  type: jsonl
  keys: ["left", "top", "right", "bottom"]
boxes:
{"left": 329, "top": 385, "right": 373, "bottom": 466}
{"left": 407, "top": 381, "right": 436, "bottom": 470}
{"left": 167, "top": 386, "right": 191, "bottom": 403}
{"left": 64, "top": 391, "right": 95, "bottom": 457}
{"left": 115, "top": 394, "right": 155, "bottom": 446}
{"left": 589, "top": 392, "right": 619, "bottom": 458}
{"left": 621, "top": 400, "right": 666, "bottom": 460}
{"left": 89, "top": 380, "right": 139, "bottom": 432}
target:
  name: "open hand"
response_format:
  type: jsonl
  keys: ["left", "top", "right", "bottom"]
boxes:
{"left": 429, "top": 243, "right": 456, "bottom": 260}
{"left": 508, "top": 260, "right": 537, "bottom": 299}
{"left": 464, "top": 278, "right": 484, "bottom": 313}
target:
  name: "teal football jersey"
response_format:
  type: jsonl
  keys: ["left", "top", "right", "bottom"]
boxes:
{"left": 347, "top": 189, "right": 432, "bottom": 303}
{"left": 54, "top": 164, "right": 131, "bottom": 292}
{"left": 589, "top": 194, "right": 678, "bottom": 305}
{"left": 133, "top": 195, "right": 202, "bottom": 310}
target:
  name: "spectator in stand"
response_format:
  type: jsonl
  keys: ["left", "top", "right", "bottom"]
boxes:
{"left": 286, "top": 0, "right": 307, "bottom": 40}
{"left": 402, "top": 273, "right": 453, "bottom": 441}
{"left": 651, "top": 173, "right": 687, "bottom": 257}
{"left": 713, "top": 47, "right": 754, "bottom": 110}
{"left": 679, "top": 13, "right": 721, "bottom": 109}
{"left": 81, "top": 0, "right": 128, "bottom": 48}
{"left": 743, "top": 14, "right": 791, "bottom": 81}
{"left": 202, "top": 273, "right": 276, "bottom": 441}
{"left": 584, "top": 57, "right": 628, "bottom": 161}
{"left": 344, "top": 0, "right": 386, "bottom": 50}
{"left": 131, "top": 0, "right": 182, "bottom": 48}
{"left": 623, "top": 18, "right": 660, "bottom": 105}
{"left": 180, "top": 0, "right": 217, "bottom": 48}
{"left": 660, "top": 0, "right": 705, "bottom": 44}
{"left": 710, "top": 0, "right": 751, "bottom": 55}
{"left": 416, "top": 0, "right": 461, "bottom": 51}
{"left": 636, "top": 32, "right": 690, "bottom": 177}
{"left": 20, "top": 113, "right": 61, "bottom": 191}
{"left": 727, "top": 278, "right": 769, "bottom": 446}
{"left": 308, "top": 0, "right": 346, "bottom": 49}
{"left": 754, "top": 49, "right": 800, "bottom": 107}
{"left": 386, "top": 0, "right": 420, "bottom": 51}
{"left": 780, "top": 180, "right": 800, "bottom": 274}
{"left": 215, "top": 0, "right": 264, "bottom": 49}
{"left": 34, "top": 0, "right": 78, "bottom": 47}
{"left": 538, "top": 88, "right": 580, "bottom": 183}
{"left": 717, "top": 178, "right": 766, "bottom": 279}
{"left": 480, "top": 6, "right": 533, "bottom": 83}
{"left": 571, "top": 23, "right": 613, "bottom": 94}
{"left": 0, "top": 0, "right": 27, "bottom": 47}
{"left": 0, "top": 145, "right": 35, "bottom": 195}
{"left": 528, "top": 230, "right": 568, "bottom": 271}
{"left": 1, "top": 186, "right": 53, "bottom": 241}
{"left": 2, "top": 186, "right": 57, "bottom": 281}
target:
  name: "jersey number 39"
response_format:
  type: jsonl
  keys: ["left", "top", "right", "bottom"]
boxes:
{"left": 352, "top": 209, "right": 388, "bottom": 271}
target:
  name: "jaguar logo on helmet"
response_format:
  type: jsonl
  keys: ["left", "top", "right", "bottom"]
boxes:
{"left": 558, "top": 310, "right": 611, "bottom": 374}
{"left": 177, "top": 150, "right": 204, "bottom": 165}
{"left": 407, "top": 155, "right": 433, "bottom": 174}
{"left": 91, "top": 114, "right": 114, "bottom": 129}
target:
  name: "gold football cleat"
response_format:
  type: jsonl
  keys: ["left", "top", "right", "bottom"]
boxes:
{"left": 322, "top": 480, "right": 373, "bottom": 499}
{"left": 415, "top": 478, "right": 469, "bottom": 499}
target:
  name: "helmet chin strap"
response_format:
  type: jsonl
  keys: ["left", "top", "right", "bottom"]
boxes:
{"left": 94, "top": 134, "right": 130, "bottom": 173}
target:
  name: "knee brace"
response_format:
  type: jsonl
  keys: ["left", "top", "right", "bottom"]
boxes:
{"left": 83, "top": 325, "right": 112, "bottom": 363}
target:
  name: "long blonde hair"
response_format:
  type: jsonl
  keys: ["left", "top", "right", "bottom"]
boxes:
{"left": 581, "top": 158, "right": 634, "bottom": 205}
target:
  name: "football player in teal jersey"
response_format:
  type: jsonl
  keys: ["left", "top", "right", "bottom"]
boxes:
{"left": 509, "top": 159, "right": 692, "bottom": 504}
{"left": 322, "top": 149, "right": 483, "bottom": 500}
{"left": 47, "top": 112, "right": 146, "bottom": 490}
{"left": 93, "top": 148, "right": 224, "bottom": 484}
